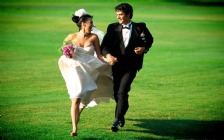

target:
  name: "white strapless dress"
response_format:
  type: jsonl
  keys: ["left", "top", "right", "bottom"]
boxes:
{"left": 58, "top": 45, "right": 114, "bottom": 108}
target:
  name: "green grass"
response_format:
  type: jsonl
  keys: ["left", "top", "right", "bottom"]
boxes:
{"left": 1, "top": 0, "right": 224, "bottom": 139}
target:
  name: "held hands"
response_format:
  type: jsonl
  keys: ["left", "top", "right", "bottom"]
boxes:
{"left": 105, "top": 54, "right": 118, "bottom": 66}
{"left": 134, "top": 47, "right": 145, "bottom": 55}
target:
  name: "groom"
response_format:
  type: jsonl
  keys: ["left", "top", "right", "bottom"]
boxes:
{"left": 101, "top": 3, "right": 153, "bottom": 132}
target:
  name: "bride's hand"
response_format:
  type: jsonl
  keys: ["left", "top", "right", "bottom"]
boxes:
{"left": 105, "top": 54, "right": 117, "bottom": 66}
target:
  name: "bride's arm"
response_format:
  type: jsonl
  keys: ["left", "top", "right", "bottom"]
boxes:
{"left": 93, "top": 35, "right": 108, "bottom": 62}
{"left": 62, "top": 34, "right": 75, "bottom": 46}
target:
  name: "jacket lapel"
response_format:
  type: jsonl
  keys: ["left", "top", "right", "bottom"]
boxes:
{"left": 127, "top": 22, "right": 138, "bottom": 48}
{"left": 115, "top": 24, "right": 123, "bottom": 41}
{"left": 115, "top": 24, "right": 126, "bottom": 54}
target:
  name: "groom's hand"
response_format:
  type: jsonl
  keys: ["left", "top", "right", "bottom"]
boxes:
{"left": 134, "top": 47, "right": 145, "bottom": 55}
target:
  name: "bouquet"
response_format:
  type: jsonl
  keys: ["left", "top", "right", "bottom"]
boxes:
{"left": 62, "top": 44, "right": 75, "bottom": 58}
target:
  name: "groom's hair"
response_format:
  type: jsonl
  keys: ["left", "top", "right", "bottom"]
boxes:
{"left": 115, "top": 3, "right": 133, "bottom": 19}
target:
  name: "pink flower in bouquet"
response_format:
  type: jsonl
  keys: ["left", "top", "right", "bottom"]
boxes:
{"left": 62, "top": 44, "right": 75, "bottom": 58}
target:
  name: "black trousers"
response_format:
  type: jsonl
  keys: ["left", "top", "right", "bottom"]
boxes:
{"left": 112, "top": 66, "right": 137, "bottom": 119}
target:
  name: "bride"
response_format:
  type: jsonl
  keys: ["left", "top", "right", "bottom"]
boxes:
{"left": 58, "top": 9, "right": 114, "bottom": 136}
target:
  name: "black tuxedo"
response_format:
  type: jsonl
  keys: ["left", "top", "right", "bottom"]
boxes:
{"left": 101, "top": 22, "right": 153, "bottom": 120}
{"left": 101, "top": 22, "right": 153, "bottom": 71}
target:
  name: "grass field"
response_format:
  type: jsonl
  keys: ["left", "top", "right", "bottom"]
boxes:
{"left": 1, "top": 0, "right": 224, "bottom": 139}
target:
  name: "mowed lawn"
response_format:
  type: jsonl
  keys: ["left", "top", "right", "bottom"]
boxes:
{"left": 0, "top": 0, "right": 224, "bottom": 139}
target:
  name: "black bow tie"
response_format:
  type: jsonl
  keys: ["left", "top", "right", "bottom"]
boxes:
{"left": 122, "top": 26, "right": 130, "bottom": 30}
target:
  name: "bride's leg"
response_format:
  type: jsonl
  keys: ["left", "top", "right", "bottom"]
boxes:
{"left": 71, "top": 98, "right": 81, "bottom": 136}
{"left": 79, "top": 106, "right": 85, "bottom": 114}
{"left": 79, "top": 102, "right": 86, "bottom": 114}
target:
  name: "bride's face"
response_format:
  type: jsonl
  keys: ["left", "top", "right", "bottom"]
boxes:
{"left": 83, "top": 18, "right": 93, "bottom": 33}
{"left": 116, "top": 10, "right": 130, "bottom": 25}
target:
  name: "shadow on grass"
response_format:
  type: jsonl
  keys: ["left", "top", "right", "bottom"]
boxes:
{"left": 164, "top": 0, "right": 224, "bottom": 6}
{"left": 80, "top": 138, "right": 99, "bottom": 140}
{"left": 126, "top": 119, "right": 224, "bottom": 139}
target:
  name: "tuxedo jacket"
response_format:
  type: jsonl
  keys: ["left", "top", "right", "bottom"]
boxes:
{"left": 101, "top": 22, "right": 153, "bottom": 71}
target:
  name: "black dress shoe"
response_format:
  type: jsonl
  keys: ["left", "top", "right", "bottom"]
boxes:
{"left": 111, "top": 125, "right": 119, "bottom": 132}
{"left": 111, "top": 118, "right": 119, "bottom": 132}
{"left": 119, "top": 117, "right": 125, "bottom": 127}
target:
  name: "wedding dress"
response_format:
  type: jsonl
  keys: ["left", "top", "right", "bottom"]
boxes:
{"left": 58, "top": 44, "right": 114, "bottom": 108}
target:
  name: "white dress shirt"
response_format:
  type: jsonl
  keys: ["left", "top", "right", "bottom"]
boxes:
{"left": 122, "top": 22, "right": 132, "bottom": 48}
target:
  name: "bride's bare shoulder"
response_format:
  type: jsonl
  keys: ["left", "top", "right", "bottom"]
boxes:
{"left": 90, "top": 33, "right": 99, "bottom": 40}
{"left": 65, "top": 33, "right": 78, "bottom": 40}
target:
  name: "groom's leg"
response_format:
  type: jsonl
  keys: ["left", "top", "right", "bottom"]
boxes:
{"left": 116, "top": 69, "right": 137, "bottom": 120}
{"left": 113, "top": 73, "right": 120, "bottom": 117}
{"left": 111, "top": 70, "right": 122, "bottom": 132}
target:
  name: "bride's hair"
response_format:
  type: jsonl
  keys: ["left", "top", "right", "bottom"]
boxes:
{"left": 72, "top": 14, "right": 93, "bottom": 30}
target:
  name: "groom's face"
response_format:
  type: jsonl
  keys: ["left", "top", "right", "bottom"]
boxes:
{"left": 116, "top": 10, "right": 130, "bottom": 25}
